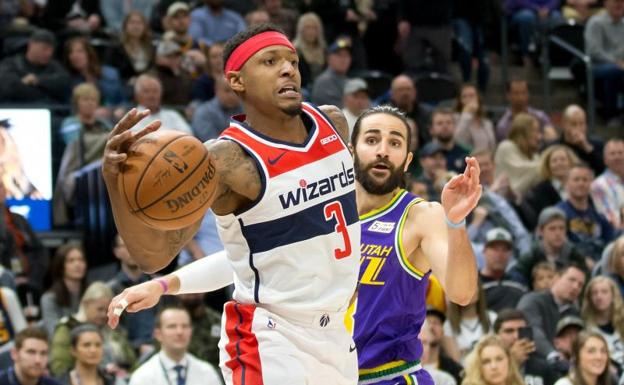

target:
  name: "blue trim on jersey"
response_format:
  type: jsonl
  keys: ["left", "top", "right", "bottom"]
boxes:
{"left": 239, "top": 218, "right": 261, "bottom": 303}
{"left": 239, "top": 190, "right": 357, "bottom": 254}
{"left": 229, "top": 103, "right": 319, "bottom": 149}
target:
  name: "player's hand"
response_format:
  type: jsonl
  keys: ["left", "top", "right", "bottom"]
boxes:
{"left": 107, "top": 280, "right": 164, "bottom": 329}
{"left": 441, "top": 157, "right": 483, "bottom": 223}
{"left": 102, "top": 108, "right": 161, "bottom": 184}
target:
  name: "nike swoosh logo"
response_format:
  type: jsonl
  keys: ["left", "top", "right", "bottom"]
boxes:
{"left": 268, "top": 151, "right": 287, "bottom": 165}
{"left": 349, "top": 345, "right": 357, "bottom": 353}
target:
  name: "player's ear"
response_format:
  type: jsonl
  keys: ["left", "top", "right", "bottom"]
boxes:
{"left": 226, "top": 71, "right": 245, "bottom": 93}
{"left": 348, "top": 142, "right": 354, "bottom": 155}
{"left": 403, "top": 151, "right": 413, "bottom": 172}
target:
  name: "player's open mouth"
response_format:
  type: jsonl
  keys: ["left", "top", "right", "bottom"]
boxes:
{"left": 278, "top": 86, "right": 299, "bottom": 97}
{"left": 372, "top": 163, "right": 390, "bottom": 171}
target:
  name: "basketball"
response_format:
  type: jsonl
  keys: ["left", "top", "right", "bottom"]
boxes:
{"left": 119, "top": 130, "right": 219, "bottom": 230}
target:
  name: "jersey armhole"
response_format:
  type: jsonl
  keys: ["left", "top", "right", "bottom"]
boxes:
{"left": 303, "top": 102, "right": 351, "bottom": 150}
{"left": 395, "top": 198, "right": 430, "bottom": 280}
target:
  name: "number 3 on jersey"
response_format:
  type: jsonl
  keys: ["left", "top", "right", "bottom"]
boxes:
{"left": 324, "top": 201, "right": 352, "bottom": 259}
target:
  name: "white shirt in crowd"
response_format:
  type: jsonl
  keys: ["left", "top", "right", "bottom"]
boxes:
{"left": 133, "top": 105, "right": 192, "bottom": 134}
{"left": 443, "top": 310, "right": 497, "bottom": 362}
{"left": 129, "top": 350, "right": 222, "bottom": 385}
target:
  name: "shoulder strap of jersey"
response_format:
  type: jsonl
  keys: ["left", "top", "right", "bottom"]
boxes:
{"left": 301, "top": 102, "right": 350, "bottom": 150}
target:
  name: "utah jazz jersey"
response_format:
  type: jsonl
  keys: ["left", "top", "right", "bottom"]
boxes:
{"left": 215, "top": 102, "right": 360, "bottom": 312}
{"left": 349, "top": 189, "right": 431, "bottom": 382}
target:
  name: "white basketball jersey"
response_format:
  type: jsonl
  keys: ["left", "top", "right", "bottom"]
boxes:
{"left": 216, "top": 103, "right": 360, "bottom": 312}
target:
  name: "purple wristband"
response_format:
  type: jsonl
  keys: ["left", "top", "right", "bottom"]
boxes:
{"left": 154, "top": 278, "right": 168, "bottom": 294}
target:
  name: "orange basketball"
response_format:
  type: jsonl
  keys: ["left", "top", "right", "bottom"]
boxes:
{"left": 119, "top": 130, "right": 219, "bottom": 230}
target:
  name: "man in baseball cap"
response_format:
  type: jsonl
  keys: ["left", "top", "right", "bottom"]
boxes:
{"left": 480, "top": 227, "right": 527, "bottom": 311}
{"left": 342, "top": 78, "right": 370, "bottom": 135}
{"left": 0, "top": 28, "right": 70, "bottom": 103}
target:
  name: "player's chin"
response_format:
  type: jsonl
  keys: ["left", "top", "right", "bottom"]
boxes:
{"left": 279, "top": 100, "right": 303, "bottom": 117}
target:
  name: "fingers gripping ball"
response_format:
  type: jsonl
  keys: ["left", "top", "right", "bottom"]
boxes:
{"left": 119, "top": 131, "right": 219, "bottom": 230}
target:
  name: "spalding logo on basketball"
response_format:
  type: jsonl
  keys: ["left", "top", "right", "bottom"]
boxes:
{"left": 119, "top": 130, "right": 219, "bottom": 230}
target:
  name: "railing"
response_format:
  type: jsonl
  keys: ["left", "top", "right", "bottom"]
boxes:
{"left": 542, "top": 34, "right": 596, "bottom": 130}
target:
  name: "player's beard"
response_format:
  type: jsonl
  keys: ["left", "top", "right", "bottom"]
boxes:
{"left": 354, "top": 152, "right": 406, "bottom": 195}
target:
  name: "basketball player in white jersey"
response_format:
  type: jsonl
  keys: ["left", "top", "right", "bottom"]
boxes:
{"left": 103, "top": 24, "right": 360, "bottom": 384}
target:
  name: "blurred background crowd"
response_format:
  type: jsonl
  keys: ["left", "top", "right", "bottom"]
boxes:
{"left": 0, "top": 0, "right": 623, "bottom": 384}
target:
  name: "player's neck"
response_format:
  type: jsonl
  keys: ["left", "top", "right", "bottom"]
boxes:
{"left": 355, "top": 183, "right": 399, "bottom": 216}
{"left": 244, "top": 105, "right": 307, "bottom": 144}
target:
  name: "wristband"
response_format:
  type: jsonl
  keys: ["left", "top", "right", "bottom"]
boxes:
{"left": 445, "top": 216, "right": 466, "bottom": 229}
{"left": 154, "top": 278, "right": 169, "bottom": 294}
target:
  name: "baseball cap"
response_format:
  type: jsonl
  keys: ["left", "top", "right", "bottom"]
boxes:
{"left": 328, "top": 36, "right": 352, "bottom": 54}
{"left": 555, "top": 315, "right": 584, "bottom": 336}
{"left": 426, "top": 305, "right": 446, "bottom": 322}
{"left": 537, "top": 206, "right": 567, "bottom": 228}
{"left": 167, "top": 1, "right": 190, "bottom": 17}
{"left": 485, "top": 227, "right": 513, "bottom": 247}
{"left": 156, "top": 40, "right": 182, "bottom": 56}
{"left": 419, "top": 142, "right": 445, "bottom": 158}
{"left": 343, "top": 78, "right": 368, "bottom": 96}
{"left": 29, "top": 29, "right": 56, "bottom": 47}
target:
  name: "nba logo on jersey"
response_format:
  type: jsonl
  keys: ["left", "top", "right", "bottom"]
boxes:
{"left": 319, "top": 314, "right": 330, "bottom": 327}
{"left": 368, "top": 220, "right": 395, "bottom": 234}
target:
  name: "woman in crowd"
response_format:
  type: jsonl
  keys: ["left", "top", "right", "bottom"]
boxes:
{"left": 494, "top": 113, "right": 542, "bottom": 203}
{"left": 604, "top": 237, "right": 624, "bottom": 298}
{"left": 110, "top": 11, "right": 154, "bottom": 84}
{"left": 293, "top": 12, "right": 327, "bottom": 90}
{"left": 461, "top": 335, "right": 524, "bottom": 385}
{"left": 191, "top": 42, "right": 225, "bottom": 102}
{"left": 445, "top": 280, "right": 497, "bottom": 362}
{"left": 55, "top": 84, "right": 112, "bottom": 226}
{"left": 554, "top": 331, "right": 612, "bottom": 385}
{"left": 50, "top": 282, "right": 135, "bottom": 378}
{"left": 521, "top": 145, "right": 580, "bottom": 230}
{"left": 454, "top": 84, "right": 496, "bottom": 153}
{"left": 40, "top": 244, "right": 87, "bottom": 336}
{"left": 57, "top": 324, "right": 115, "bottom": 385}
{"left": 64, "top": 37, "right": 125, "bottom": 108}
{"left": 581, "top": 276, "right": 624, "bottom": 374}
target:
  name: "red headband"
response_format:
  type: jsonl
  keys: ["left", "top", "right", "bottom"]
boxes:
{"left": 224, "top": 31, "right": 295, "bottom": 74}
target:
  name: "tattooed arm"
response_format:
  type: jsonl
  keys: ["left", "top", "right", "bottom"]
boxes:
{"left": 319, "top": 105, "right": 350, "bottom": 144}
{"left": 102, "top": 110, "right": 260, "bottom": 273}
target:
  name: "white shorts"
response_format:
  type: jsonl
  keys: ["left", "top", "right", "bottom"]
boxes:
{"left": 219, "top": 300, "right": 358, "bottom": 385}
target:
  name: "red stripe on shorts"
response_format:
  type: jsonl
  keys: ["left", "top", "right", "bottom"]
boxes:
{"left": 224, "top": 301, "right": 263, "bottom": 385}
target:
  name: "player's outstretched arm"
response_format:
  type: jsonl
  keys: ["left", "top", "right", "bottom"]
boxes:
{"left": 107, "top": 250, "right": 234, "bottom": 329}
{"left": 102, "top": 109, "right": 203, "bottom": 273}
{"left": 418, "top": 157, "right": 482, "bottom": 305}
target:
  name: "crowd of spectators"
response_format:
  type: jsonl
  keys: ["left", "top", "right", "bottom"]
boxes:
{"left": 0, "top": 0, "right": 623, "bottom": 385}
